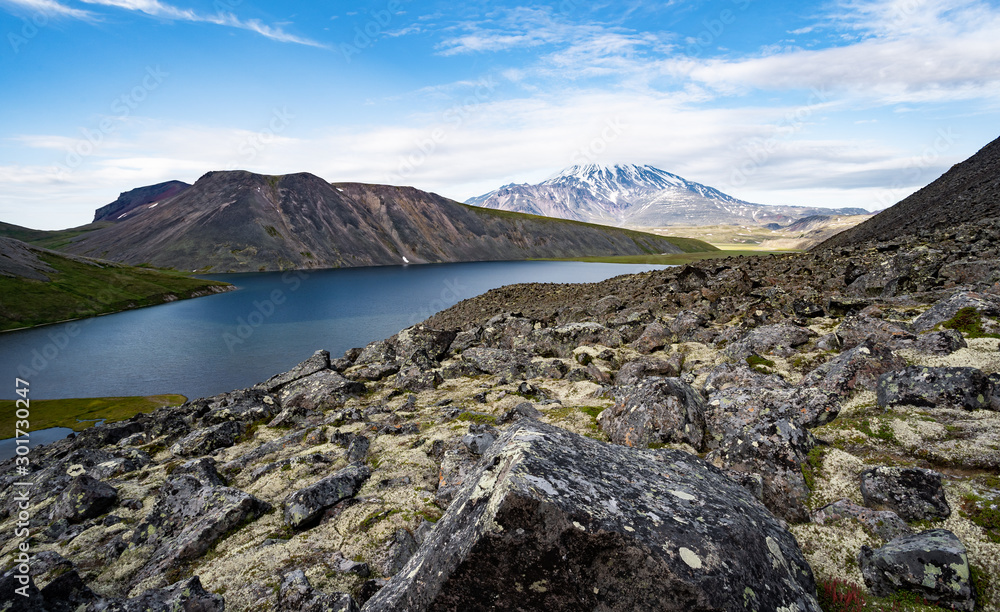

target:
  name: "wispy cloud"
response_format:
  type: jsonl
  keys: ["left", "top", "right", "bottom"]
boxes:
{"left": 0, "top": 0, "right": 95, "bottom": 20}
{"left": 78, "top": 0, "right": 328, "bottom": 48}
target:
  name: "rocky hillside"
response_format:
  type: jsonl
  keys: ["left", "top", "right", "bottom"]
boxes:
{"left": 3, "top": 201, "right": 1000, "bottom": 610}
{"left": 469, "top": 163, "right": 869, "bottom": 227}
{"left": 93, "top": 180, "right": 191, "bottom": 223}
{"left": 52, "top": 171, "right": 706, "bottom": 273}
{"left": 816, "top": 135, "right": 1000, "bottom": 250}
{"left": 0, "top": 236, "right": 232, "bottom": 331}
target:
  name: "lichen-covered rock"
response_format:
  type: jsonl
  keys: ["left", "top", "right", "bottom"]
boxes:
{"left": 599, "top": 377, "right": 707, "bottom": 450}
{"left": 877, "top": 366, "right": 992, "bottom": 411}
{"left": 705, "top": 387, "right": 838, "bottom": 523}
{"left": 169, "top": 420, "right": 246, "bottom": 457}
{"left": 126, "top": 475, "right": 271, "bottom": 588}
{"left": 835, "top": 315, "right": 915, "bottom": 351}
{"left": 529, "top": 322, "right": 622, "bottom": 357}
{"left": 725, "top": 323, "right": 815, "bottom": 359}
{"left": 364, "top": 419, "right": 822, "bottom": 612}
{"left": 812, "top": 499, "right": 913, "bottom": 542}
{"left": 257, "top": 349, "right": 331, "bottom": 393}
{"left": 283, "top": 463, "right": 371, "bottom": 530}
{"left": 278, "top": 370, "right": 366, "bottom": 410}
{"left": 461, "top": 424, "right": 498, "bottom": 456}
{"left": 171, "top": 457, "right": 225, "bottom": 486}
{"left": 49, "top": 474, "right": 117, "bottom": 523}
{"left": 703, "top": 362, "right": 790, "bottom": 395}
{"left": 911, "top": 290, "right": 1000, "bottom": 332}
{"left": 391, "top": 325, "right": 457, "bottom": 362}
{"left": 910, "top": 329, "right": 967, "bottom": 355}
{"left": 800, "top": 338, "right": 906, "bottom": 398}
{"left": 859, "top": 529, "right": 974, "bottom": 611}
{"left": 459, "top": 347, "right": 530, "bottom": 378}
{"left": 109, "top": 576, "right": 225, "bottom": 611}
{"left": 279, "top": 570, "right": 359, "bottom": 612}
{"left": 613, "top": 355, "right": 683, "bottom": 386}
{"left": 630, "top": 320, "right": 670, "bottom": 354}
{"left": 435, "top": 448, "right": 479, "bottom": 509}
{"left": 860, "top": 466, "right": 950, "bottom": 521}
{"left": 392, "top": 365, "right": 443, "bottom": 392}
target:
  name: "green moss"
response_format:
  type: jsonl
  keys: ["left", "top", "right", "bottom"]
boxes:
{"left": 746, "top": 354, "right": 776, "bottom": 374}
{"left": 455, "top": 412, "right": 497, "bottom": 425}
{"left": 858, "top": 418, "right": 896, "bottom": 444}
{"left": 942, "top": 306, "right": 1000, "bottom": 339}
{"left": 802, "top": 446, "right": 827, "bottom": 493}
{"left": 960, "top": 493, "right": 1000, "bottom": 543}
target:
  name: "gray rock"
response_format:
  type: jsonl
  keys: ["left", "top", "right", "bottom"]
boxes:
{"left": 462, "top": 425, "right": 498, "bottom": 456}
{"left": 877, "top": 366, "right": 992, "bottom": 411}
{"left": 860, "top": 466, "right": 950, "bottom": 521}
{"left": 991, "top": 372, "right": 1000, "bottom": 411}
{"left": 171, "top": 457, "right": 225, "bottom": 486}
{"left": 793, "top": 298, "right": 825, "bottom": 318}
{"left": 835, "top": 315, "right": 915, "bottom": 351}
{"left": 499, "top": 401, "right": 543, "bottom": 424}
{"left": 859, "top": 529, "right": 974, "bottom": 611}
{"left": 49, "top": 474, "right": 117, "bottom": 524}
{"left": 283, "top": 463, "right": 371, "bottom": 530}
{"left": 126, "top": 475, "right": 271, "bottom": 588}
{"left": 347, "top": 435, "right": 371, "bottom": 463}
{"left": 613, "top": 354, "right": 683, "bottom": 386}
{"left": 704, "top": 362, "right": 790, "bottom": 395}
{"left": 667, "top": 310, "right": 709, "bottom": 342}
{"left": 107, "top": 576, "right": 224, "bottom": 611}
{"left": 279, "top": 570, "right": 359, "bottom": 612}
{"left": 170, "top": 420, "right": 245, "bottom": 457}
{"left": 257, "top": 350, "right": 331, "bottom": 393}
{"left": 725, "top": 323, "right": 815, "bottom": 359}
{"left": 392, "top": 366, "right": 443, "bottom": 392}
{"left": 279, "top": 370, "right": 366, "bottom": 410}
{"left": 910, "top": 329, "right": 967, "bottom": 355}
{"left": 351, "top": 362, "right": 401, "bottom": 382}
{"left": 392, "top": 325, "right": 457, "bottom": 362}
{"left": 198, "top": 388, "right": 280, "bottom": 426}
{"left": 912, "top": 290, "right": 1000, "bottom": 332}
{"left": 364, "top": 419, "right": 822, "bottom": 612}
{"left": 435, "top": 448, "right": 478, "bottom": 509}
{"left": 529, "top": 322, "right": 623, "bottom": 357}
{"left": 599, "top": 377, "right": 707, "bottom": 450}
{"left": 380, "top": 529, "right": 419, "bottom": 576}
{"left": 812, "top": 499, "right": 913, "bottom": 541}
{"left": 800, "top": 338, "right": 906, "bottom": 398}
{"left": 630, "top": 320, "right": 670, "bottom": 354}
{"left": 268, "top": 403, "right": 321, "bottom": 428}
{"left": 459, "top": 347, "right": 530, "bottom": 378}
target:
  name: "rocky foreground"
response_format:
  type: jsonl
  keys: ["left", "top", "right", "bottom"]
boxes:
{"left": 3, "top": 216, "right": 1000, "bottom": 611}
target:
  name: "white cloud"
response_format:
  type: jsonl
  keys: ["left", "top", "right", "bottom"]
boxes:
{"left": 79, "top": 0, "right": 328, "bottom": 47}
{"left": 0, "top": 0, "right": 94, "bottom": 20}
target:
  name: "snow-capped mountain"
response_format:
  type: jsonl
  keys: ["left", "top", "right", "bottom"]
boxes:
{"left": 466, "top": 164, "right": 868, "bottom": 227}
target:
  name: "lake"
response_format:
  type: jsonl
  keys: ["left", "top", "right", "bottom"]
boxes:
{"left": 0, "top": 261, "right": 665, "bottom": 402}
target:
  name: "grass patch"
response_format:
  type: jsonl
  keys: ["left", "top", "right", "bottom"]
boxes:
{"left": 746, "top": 354, "right": 776, "bottom": 374}
{"left": 0, "top": 252, "right": 231, "bottom": 331}
{"left": 455, "top": 412, "right": 497, "bottom": 425}
{"left": 0, "top": 394, "right": 185, "bottom": 432}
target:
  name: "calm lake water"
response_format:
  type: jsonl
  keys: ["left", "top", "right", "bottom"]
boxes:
{"left": 0, "top": 261, "right": 664, "bottom": 402}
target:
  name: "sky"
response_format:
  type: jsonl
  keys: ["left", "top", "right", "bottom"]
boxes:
{"left": 1, "top": 0, "right": 998, "bottom": 229}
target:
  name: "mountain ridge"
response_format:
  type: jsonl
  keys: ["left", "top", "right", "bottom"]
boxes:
{"left": 52, "top": 170, "right": 710, "bottom": 273}
{"left": 468, "top": 163, "right": 869, "bottom": 227}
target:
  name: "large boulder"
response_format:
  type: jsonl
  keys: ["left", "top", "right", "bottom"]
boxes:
{"left": 599, "top": 377, "right": 707, "bottom": 450}
{"left": 860, "top": 466, "right": 950, "bottom": 521}
{"left": 835, "top": 315, "right": 915, "bottom": 350}
{"left": 364, "top": 419, "right": 822, "bottom": 612}
{"left": 392, "top": 325, "right": 457, "bottom": 362}
{"left": 911, "top": 290, "right": 1000, "bottom": 332}
{"left": 125, "top": 475, "right": 271, "bottom": 589}
{"left": 459, "top": 347, "right": 530, "bottom": 379}
{"left": 877, "top": 366, "right": 992, "bottom": 411}
{"left": 49, "top": 474, "right": 117, "bottom": 523}
{"left": 613, "top": 355, "right": 683, "bottom": 386}
{"left": 529, "top": 322, "right": 623, "bottom": 357}
{"left": 170, "top": 420, "right": 246, "bottom": 457}
{"left": 724, "top": 323, "right": 814, "bottom": 359}
{"left": 257, "top": 350, "right": 331, "bottom": 393}
{"left": 283, "top": 463, "right": 372, "bottom": 529}
{"left": 800, "top": 338, "right": 906, "bottom": 398}
{"left": 859, "top": 529, "right": 974, "bottom": 611}
{"left": 278, "top": 370, "right": 366, "bottom": 410}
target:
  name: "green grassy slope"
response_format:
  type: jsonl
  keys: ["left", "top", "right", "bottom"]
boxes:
{"left": 0, "top": 395, "right": 186, "bottom": 430}
{"left": 0, "top": 251, "right": 231, "bottom": 331}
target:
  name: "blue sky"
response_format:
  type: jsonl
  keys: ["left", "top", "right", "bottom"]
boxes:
{"left": 1, "top": 0, "right": 998, "bottom": 229}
